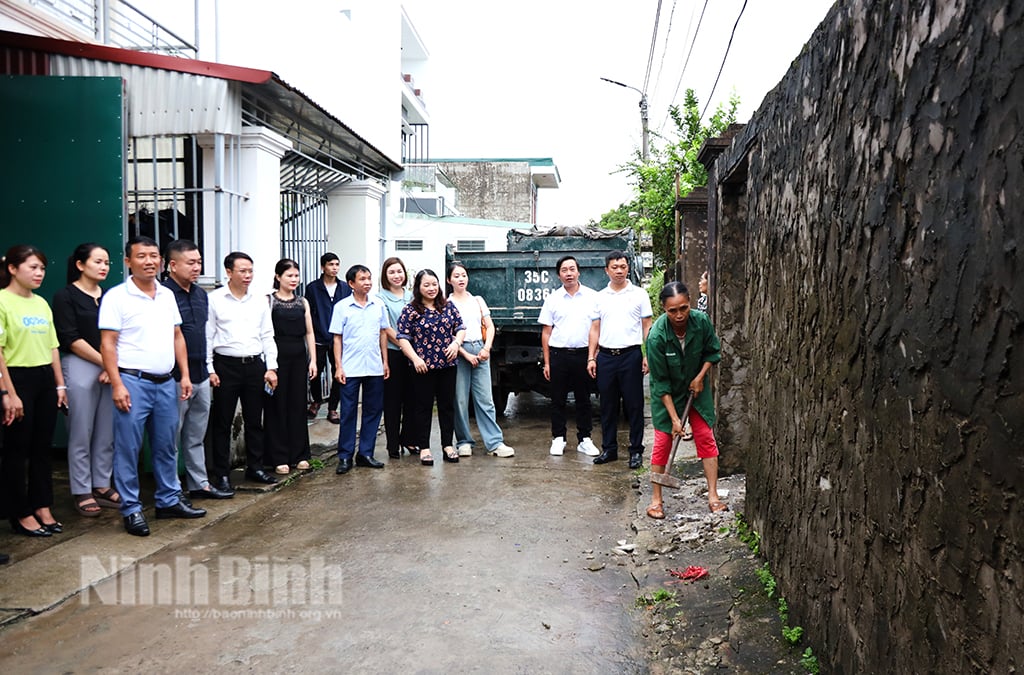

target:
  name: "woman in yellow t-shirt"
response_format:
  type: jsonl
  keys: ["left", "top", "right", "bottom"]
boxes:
{"left": 0, "top": 245, "right": 68, "bottom": 537}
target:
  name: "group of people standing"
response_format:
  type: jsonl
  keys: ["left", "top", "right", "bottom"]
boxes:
{"left": 0, "top": 239, "right": 723, "bottom": 560}
{"left": 539, "top": 250, "right": 726, "bottom": 519}
{"left": 331, "top": 258, "right": 515, "bottom": 472}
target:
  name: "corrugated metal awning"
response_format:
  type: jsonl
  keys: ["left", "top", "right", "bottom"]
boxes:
{"left": 51, "top": 56, "right": 241, "bottom": 136}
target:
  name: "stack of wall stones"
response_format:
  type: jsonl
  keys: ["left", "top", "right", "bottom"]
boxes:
{"left": 705, "top": 1, "right": 1022, "bottom": 672}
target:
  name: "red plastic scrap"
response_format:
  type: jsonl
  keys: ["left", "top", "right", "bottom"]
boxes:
{"left": 668, "top": 565, "right": 709, "bottom": 582}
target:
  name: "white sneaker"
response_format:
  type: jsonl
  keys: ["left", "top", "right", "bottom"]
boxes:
{"left": 490, "top": 443, "right": 515, "bottom": 458}
{"left": 457, "top": 443, "right": 473, "bottom": 457}
{"left": 578, "top": 437, "right": 600, "bottom": 457}
{"left": 549, "top": 437, "right": 566, "bottom": 456}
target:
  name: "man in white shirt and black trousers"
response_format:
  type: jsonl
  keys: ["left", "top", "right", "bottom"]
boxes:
{"left": 587, "top": 250, "right": 653, "bottom": 469}
{"left": 206, "top": 251, "right": 279, "bottom": 488}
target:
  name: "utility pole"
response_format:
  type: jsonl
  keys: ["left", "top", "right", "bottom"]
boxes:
{"left": 600, "top": 77, "right": 649, "bottom": 162}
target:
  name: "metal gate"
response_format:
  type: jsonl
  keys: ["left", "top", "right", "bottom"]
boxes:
{"left": 280, "top": 189, "right": 328, "bottom": 292}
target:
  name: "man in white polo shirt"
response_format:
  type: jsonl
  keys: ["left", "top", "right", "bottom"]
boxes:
{"left": 100, "top": 236, "right": 206, "bottom": 537}
{"left": 539, "top": 255, "right": 600, "bottom": 457}
{"left": 587, "top": 250, "right": 653, "bottom": 469}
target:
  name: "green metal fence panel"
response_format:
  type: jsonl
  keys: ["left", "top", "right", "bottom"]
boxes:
{"left": 0, "top": 76, "right": 125, "bottom": 300}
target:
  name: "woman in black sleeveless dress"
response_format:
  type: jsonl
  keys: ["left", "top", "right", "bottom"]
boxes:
{"left": 265, "top": 259, "right": 317, "bottom": 473}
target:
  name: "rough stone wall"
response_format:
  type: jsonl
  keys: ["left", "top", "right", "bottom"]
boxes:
{"left": 710, "top": 1, "right": 1023, "bottom": 672}
{"left": 436, "top": 161, "right": 535, "bottom": 223}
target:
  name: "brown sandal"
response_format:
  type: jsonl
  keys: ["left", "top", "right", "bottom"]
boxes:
{"left": 92, "top": 488, "right": 122, "bottom": 509}
{"left": 75, "top": 494, "right": 102, "bottom": 517}
{"left": 646, "top": 503, "right": 665, "bottom": 519}
{"left": 709, "top": 501, "right": 729, "bottom": 513}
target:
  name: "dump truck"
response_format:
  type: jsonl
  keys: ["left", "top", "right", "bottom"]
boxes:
{"left": 445, "top": 225, "right": 643, "bottom": 412}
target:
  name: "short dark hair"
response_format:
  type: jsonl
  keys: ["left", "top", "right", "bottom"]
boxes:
{"left": 320, "top": 252, "right": 340, "bottom": 267}
{"left": 659, "top": 281, "right": 690, "bottom": 304}
{"left": 126, "top": 235, "right": 159, "bottom": 258}
{"left": 165, "top": 239, "right": 199, "bottom": 260}
{"left": 1, "top": 244, "right": 47, "bottom": 288}
{"left": 555, "top": 255, "right": 578, "bottom": 273}
{"left": 224, "top": 251, "right": 253, "bottom": 271}
{"left": 604, "top": 250, "right": 628, "bottom": 267}
{"left": 346, "top": 264, "right": 370, "bottom": 283}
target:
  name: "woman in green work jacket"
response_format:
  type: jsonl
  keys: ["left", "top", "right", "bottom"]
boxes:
{"left": 646, "top": 281, "right": 727, "bottom": 519}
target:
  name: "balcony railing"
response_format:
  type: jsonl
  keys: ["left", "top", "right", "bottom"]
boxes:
{"left": 29, "top": 0, "right": 197, "bottom": 57}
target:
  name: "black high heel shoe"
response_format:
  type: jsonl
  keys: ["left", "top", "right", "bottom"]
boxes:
{"left": 36, "top": 512, "right": 63, "bottom": 534}
{"left": 10, "top": 517, "right": 52, "bottom": 538}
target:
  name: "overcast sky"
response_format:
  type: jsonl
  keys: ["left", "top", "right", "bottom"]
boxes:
{"left": 403, "top": 0, "right": 836, "bottom": 225}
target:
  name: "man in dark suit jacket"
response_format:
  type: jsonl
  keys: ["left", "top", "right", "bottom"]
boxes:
{"left": 304, "top": 252, "right": 350, "bottom": 423}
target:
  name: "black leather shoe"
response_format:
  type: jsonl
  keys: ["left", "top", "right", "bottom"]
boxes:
{"left": 123, "top": 512, "right": 150, "bottom": 536}
{"left": 155, "top": 500, "right": 207, "bottom": 519}
{"left": 211, "top": 476, "right": 236, "bottom": 495}
{"left": 245, "top": 469, "right": 279, "bottom": 485}
{"left": 593, "top": 451, "right": 619, "bottom": 465}
{"left": 10, "top": 518, "right": 51, "bottom": 537}
{"left": 179, "top": 492, "right": 194, "bottom": 508}
{"left": 36, "top": 512, "right": 64, "bottom": 534}
{"left": 335, "top": 458, "right": 352, "bottom": 474}
{"left": 189, "top": 485, "right": 234, "bottom": 500}
{"left": 0, "top": 552, "right": 9, "bottom": 565}
{"left": 355, "top": 454, "right": 385, "bottom": 468}
{"left": 628, "top": 454, "right": 643, "bottom": 469}
{"left": 387, "top": 449, "right": 401, "bottom": 459}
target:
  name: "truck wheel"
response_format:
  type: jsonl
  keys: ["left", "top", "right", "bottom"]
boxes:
{"left": 494, "top": 388, "right": 510, "bottom": 416}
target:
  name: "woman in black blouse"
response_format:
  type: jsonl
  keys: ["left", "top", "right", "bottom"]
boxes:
{"left": 52, "top": 243, "right": 119, "bottom": 516}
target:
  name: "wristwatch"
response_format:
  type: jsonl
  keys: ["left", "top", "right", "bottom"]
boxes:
{"left": 0, "top": 389, "right": 8, "bottom": 396}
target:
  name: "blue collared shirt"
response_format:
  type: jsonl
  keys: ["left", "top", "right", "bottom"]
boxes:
{"left": 328, "top": 295, "right": 388, "bottom": 377}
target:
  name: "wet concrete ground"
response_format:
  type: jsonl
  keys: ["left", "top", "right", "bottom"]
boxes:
{"left": 0, "top": 393, "right": 649, "bottom": 672}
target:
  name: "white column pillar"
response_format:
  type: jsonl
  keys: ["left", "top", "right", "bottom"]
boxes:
{"left": 327, "top": 179, "right": 388, "bottom": 282}
{"left": 238, "top": 127, "right": 292, "bottom": 294}
{"left": 198, "top": 127, "right": 291, "bottom": 291}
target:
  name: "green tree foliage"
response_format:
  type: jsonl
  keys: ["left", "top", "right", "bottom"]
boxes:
{"left": 600, "top": 90, "right": 739, "bottom": 269}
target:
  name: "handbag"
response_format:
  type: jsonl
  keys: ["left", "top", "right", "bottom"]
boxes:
{"left": 477, "top": 296, "right": 488, "bottom": 341}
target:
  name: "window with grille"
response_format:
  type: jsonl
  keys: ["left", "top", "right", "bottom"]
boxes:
{"left": 396, "top": 240, "right": 423, "bottom": 251}
{"left": 457, "top": 240, "right": 485, "bottom": 252}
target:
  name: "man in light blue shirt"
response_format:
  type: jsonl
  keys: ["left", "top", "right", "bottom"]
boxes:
{"left": 330, "top": 265, "right": 390, "bottom": 474}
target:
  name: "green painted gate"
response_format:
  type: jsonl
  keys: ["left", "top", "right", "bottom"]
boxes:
{"left": 0, "top": 76, "right": 125, "bottom": 295}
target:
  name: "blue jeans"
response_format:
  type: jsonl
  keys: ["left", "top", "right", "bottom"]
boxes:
{"left": 113, "top": 374, "right": 182, "bottom": 516}
{"left": 454, "top": 340, "right": 504, "bottom": 450}
{"left": 337, "top": 375, "right": 385, "bottom": 459}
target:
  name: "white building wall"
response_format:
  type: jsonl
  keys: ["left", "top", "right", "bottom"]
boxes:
{"left": 186, "top": 0, "right": 404, "bottom": 163}
{"left": 385, "top": 216, "right": 516, "bottom": 288}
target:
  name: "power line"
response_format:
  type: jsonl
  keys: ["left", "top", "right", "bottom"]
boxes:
{"left": 642, "top": 0, "right": 663, "bottom": 95}
{"left": 660, "top": 0, "right": 709, "bottom": 133}
{"left": 700, "top": 0, "right": 748, "bottom": 121}
{"left": 649, "top": 0, "right": 679, "bottom": 102}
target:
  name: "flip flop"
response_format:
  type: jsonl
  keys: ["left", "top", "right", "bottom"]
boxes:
{"left": 92, "top": 488, "right": 121, "bottom": 509}
{"left": 646, "top": 503, "right": 665, "bottom": 519}
{"left": 74, "top": 494, "right": 102, "bottom": 517}
{"left": 709, "top": 501, "right": 729, "bottom": 513}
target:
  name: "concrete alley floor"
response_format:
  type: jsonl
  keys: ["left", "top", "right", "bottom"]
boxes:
{"left": 0, "top": 393, "right": 648, "bottom": 672}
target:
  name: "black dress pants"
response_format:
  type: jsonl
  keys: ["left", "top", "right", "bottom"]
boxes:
{"left": 1, "top": 366, "right": 57, "bottom": 519}
{"left": 211, "top": 354, "right": 267, "bottom": 477}
{"left": 383, "top": 349, "right": 414, "bottom": 452}
{"left": 409, "top": 366, "right": 456, "bottom": 450}
{"left": 548, "top": 348, "right": 592, "bottom": 442}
